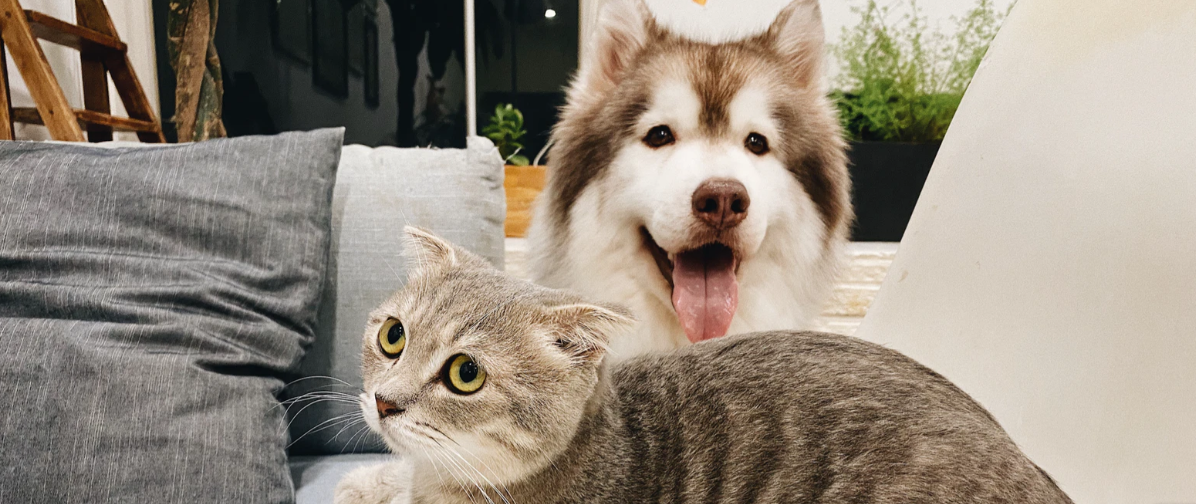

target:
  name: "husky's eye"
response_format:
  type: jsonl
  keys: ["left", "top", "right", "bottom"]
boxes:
{"left": 443, "top": 354, "right": 486, "bottom": 394}
{"left": 643, "top": 125, "right": 675, "bottom": 148}
{"left": 378, "top": 318, "right": 406, "bottom": 358}
{"left": 745, "top": 133, "right": 769, "bottom": 155}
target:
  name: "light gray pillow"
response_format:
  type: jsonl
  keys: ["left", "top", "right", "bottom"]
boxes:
{"left": 0, "top": 129, "right": 344, "bottom": 503}
{"left": 285, "top": 137, "right": 505, "bottom": 455}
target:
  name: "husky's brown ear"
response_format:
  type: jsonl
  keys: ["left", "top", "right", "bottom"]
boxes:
{"left": 575, "top": 0, "right": 655, "bottom": 102}
{"left": 545, "top": 302, "right": 636, "bottom": 365}
{"left": 763, "top": 0, "right": 825, "bottom": 89}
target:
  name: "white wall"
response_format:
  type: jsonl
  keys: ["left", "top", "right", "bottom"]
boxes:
{"left": 7, "top": 0, "right": 157, "bottom": 141}
{"left": 580, "top": 0, "right": 1016, "bottom": 84}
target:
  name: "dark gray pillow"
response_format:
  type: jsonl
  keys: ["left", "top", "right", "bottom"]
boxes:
{"left": 0, "top": 129, "right": 343, "bottom": 503}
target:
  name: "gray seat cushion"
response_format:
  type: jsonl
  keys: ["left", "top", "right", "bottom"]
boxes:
{"left": 290, "top": 454, "right": 397, "bottom": 504}
{"left": 0, "top": 129, "right": 344, "bottom": 503}
{"left": 285, "top": 137, "right": 505, "bottom": 456}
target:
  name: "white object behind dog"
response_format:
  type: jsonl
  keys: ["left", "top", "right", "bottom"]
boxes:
{"left": 854, "top": 1, "right": 1196, "bottom": 502}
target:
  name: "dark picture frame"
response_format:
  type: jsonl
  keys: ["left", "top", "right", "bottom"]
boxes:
{"left": 347, "top": 2, "right": 367, "bottom": 76}
{"left": 312, "top": 0, "right": 348, "bottom": 98}
{"left": 272, "top": 0, "right": 311, "bottom": 64}
{"left": 363, "top": 14, "right": 379, "bottom": 108}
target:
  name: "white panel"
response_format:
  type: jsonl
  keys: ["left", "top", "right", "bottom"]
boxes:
{"left": 855, "top": 1, "right": 1196, "bottom": 503}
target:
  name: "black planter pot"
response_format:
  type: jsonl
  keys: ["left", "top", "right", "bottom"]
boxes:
{"left": 848, "top": 141, "right": 940, "bottom": 242}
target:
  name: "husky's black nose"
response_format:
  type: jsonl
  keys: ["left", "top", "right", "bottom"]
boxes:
{"left": 692, "top": 178, "right": 750, "bottom": 230}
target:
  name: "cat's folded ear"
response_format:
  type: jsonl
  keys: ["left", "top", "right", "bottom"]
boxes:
{"left": 402, "top": 226, "right": 491, "bottom": 277}
{"left": 545, "top": 302, "right": 636, "bottom": 365}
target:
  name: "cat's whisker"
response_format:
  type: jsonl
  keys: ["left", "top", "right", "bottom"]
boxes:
{"left": 441, "top": 436, "right": 517, "bottom": 504}
{"left": 273, "top": 392, "right": 361, "bottom": 421}
{"left": 287, "top": 411, "right": 362, "bottom": 448}
{"left": 428, "top": 443, "right": 482, "bottom": 504}
{"left": 280, "top": 375, "right": 360, "bottom": 389}
{"left": 432, "top": 439, "right": 505, "bottom": 504}
{"left": 279, "top": 394, "right": 360, "bottom": 429}
{"left": 354, "top": 428, "right": 376, "bottom": 453}
{"left": 380, "top": 255, "right": 403, "bottom": 282}
{"left": 339, "top": 424, "right": 373, "bottom": 455}
{"left": 301, "top": 416, "right": 363, "bottom": 446}
{"left": 285, "top": 410, "right": 357, "bottom": 441}
{"left": 329, "top": 414, "right": 367, "bottom": 441}
{"left": 276, "top": 395, "right": 360, "bottom": 410}
{"left": 417, "top": 444, "right": 457, "bottom": 503}
{"left": 438, "top": 442, "right": 515, "bottom": 504}
{"left": 416, "top": 422, "right": 456, "bottom": 444}
{"left": 280, "top": 400, "right": 345, "bottom": 432}
{"left": 431, "top": 441, "right": 495, "bottom": 504}
{"left": 279, "top": 390, "right": 361, "bottom": 402}
{"left": 408, "top": 422, "right": 453, "bottom": 445}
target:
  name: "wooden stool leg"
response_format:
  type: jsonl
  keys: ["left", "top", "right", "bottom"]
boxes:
{"left": 77, "top": 0, "right": 163, "bottom": 143}
{"left": 79, "top": 51, "right": 111, "bottom": 142}
{"left": 0, "top": 0, "right": 83, "bottom": 141}
{"left": 0, "top": 35, "right": 14, "bottom": 140}
{"left": 105, "top": 54, "right": 163, "bottom": 143}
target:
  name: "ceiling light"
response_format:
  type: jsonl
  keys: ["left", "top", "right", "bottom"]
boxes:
{"left": 544, "top": 8, "right": 557, "bottom": 19}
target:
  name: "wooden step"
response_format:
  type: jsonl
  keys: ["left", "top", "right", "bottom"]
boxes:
{"left": 12, "top": 107, "right": 158, "bottom": 133}
{"left": 24, "top": 10, "right": 125, "bottom": 54}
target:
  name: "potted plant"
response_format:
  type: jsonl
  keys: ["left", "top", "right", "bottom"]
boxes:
{"left": 484, "top": 103, "right": 545, "bottom": 237}
{"left": 832, "top": 0, "right": 1005, "bottom": 241}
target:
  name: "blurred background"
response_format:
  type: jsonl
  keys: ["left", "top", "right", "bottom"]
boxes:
{"left": 5, "top": 0, "right": 1014, "bottom": 241}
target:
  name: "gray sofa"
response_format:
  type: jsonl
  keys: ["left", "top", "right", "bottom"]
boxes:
{"left": 0, "top": 129, "right": 506, "bottom": 503}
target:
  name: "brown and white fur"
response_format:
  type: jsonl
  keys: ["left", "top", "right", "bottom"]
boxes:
{"left": 335, "top": 228, "right": 1072, "bottom": 504}
{"left": 527, "top": 0, "right": 852, "bottom": 361}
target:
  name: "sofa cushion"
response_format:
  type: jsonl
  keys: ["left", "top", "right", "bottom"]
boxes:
{"left": 285, "top": 136, "right": 505, "bottom": 455}
{"left": 0, "top": 129, "right": 344, "bottom": 503}
{"left": 290, "top": 454, "right": 396, "bottom": 504}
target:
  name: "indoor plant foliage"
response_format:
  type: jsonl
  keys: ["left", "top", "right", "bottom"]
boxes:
{"left": 483, "top": 103, "right": 530, "bottom": 166}
{"left": 831, "top": 0, "right": 1006, "bottom": 142}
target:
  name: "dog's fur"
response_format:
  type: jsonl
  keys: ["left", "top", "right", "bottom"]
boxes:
{"left": 528, "top": 0, "right": 851, "bottom": 361}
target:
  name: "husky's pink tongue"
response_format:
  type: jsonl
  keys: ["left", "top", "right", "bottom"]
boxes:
{"left": 671, "top": 245, "right": 738, "bottom": 343}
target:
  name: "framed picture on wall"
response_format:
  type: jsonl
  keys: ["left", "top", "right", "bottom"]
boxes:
{"left": 364, "top": 15, "right": 379, "bottom": 108}
{"left": 312, "top": 0, "right": 348, "bottom": 98}
{"left": 272, "top": 0, "right": 310, "bottom": 64}
{"left": 347, "top": 2, "right": 367, "bottom": 76}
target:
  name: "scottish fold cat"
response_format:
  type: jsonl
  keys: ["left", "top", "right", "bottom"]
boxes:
{"left": 334, "top": 227, "right": 1071, "bottom": 504}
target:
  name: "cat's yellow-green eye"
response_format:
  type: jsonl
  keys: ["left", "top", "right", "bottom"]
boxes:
{"left": 378, "top": 318, "right": 406, "bottom": 357}
{"left": 443, "top": 354, "right": 486, "bottom": 394}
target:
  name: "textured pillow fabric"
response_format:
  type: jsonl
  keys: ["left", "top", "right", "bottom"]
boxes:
{"left": 0, "top": 129, "right": 344, "bottom": 503}
{"left": 286, "top": 136, "right": 504, "bottom": 455}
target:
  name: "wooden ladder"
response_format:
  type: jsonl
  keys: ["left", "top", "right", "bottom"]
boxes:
{"left": 0, "top": 0, "right": 164, "bottom": 142}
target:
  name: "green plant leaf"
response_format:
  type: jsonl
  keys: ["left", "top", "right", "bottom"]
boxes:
{"left": 486, "top": 103, "right": 531, "bottom": 160}
{"left": 830, "top": 0, "right": 1004, "bottom": 142}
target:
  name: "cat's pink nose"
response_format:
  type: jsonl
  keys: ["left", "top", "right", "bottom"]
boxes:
{"left": 375, "top": 394, "right": 402, "bottom": 418}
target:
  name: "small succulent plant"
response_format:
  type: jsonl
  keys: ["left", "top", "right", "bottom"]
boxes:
{"left": 482, "top": 103, "right": 530, "bottom": 165}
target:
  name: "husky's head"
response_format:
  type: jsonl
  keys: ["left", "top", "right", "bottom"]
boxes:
{"left": 530, "top": 0, "right": 851, "bottom": 353}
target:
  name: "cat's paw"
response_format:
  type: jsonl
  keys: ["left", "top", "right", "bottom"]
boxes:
{"left": 334, "top": 461, "right": 409, "bottom": 504}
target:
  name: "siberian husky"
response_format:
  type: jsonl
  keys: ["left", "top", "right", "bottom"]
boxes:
{"left": 527, "top": 0, "right": 851, "bottom": 361}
